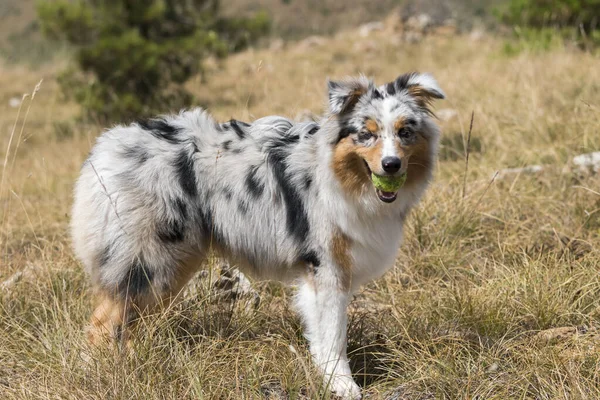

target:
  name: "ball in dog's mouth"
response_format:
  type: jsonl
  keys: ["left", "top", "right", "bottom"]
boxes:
{"left": 371, "top": 173, "right": 406, "bottom": 203}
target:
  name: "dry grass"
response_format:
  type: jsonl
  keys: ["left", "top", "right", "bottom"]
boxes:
{"left": 1, "top": 29, "right": 600, "bottom": 399}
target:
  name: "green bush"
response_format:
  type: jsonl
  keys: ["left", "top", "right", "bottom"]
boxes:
{"left": 500, "top": 0, "right": 600, "bottom": 30}
{"left": 498, "top": 0, "right": 600, "bottom": 50}
{"left": 36, "top": 0, "right": 269, "bottom": 123}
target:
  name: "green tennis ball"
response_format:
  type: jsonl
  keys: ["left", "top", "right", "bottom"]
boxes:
{"left": 371, "top": 173, "right": 406, "bottom": 192}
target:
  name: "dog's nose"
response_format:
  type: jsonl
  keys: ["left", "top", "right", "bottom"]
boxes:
{"left": 381, "top": 157, "right": 401, "bottom": 173}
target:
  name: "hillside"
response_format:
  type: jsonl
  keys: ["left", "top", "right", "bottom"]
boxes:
{"left": 1, "top": 5, "right": 600, "bottom": 400}
{"left": 0, "top": 0, "right": 502, "bottom": 63}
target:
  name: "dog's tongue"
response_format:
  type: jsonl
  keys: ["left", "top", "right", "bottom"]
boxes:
{"left": 376, "top": 189, "right": 397, "bottom": 203}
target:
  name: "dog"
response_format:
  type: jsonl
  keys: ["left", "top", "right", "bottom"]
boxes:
{"left": 71, "top": 72, "right": 444, "bottom": 399}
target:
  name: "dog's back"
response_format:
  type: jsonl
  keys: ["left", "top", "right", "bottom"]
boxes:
{"left": 72, "top": 110, "right": 322, "bottom": 299}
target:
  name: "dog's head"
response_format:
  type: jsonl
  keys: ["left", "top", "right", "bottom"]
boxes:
{"left": 328, "top": 73, "right": 444, "bottom": 203}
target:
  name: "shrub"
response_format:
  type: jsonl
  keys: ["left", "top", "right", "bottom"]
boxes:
{"left": 500, "top": 0, "right": 600, "bottom": 30}
{"left": 498, "top": 0, "right": 600, "bottom": 50}
{"left": 36, "top": 0, "right": 269, "bottom": 122}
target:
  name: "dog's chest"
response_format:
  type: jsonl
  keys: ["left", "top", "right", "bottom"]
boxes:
{"left": 346, "top": 214, "right": 405, "bottom": 287}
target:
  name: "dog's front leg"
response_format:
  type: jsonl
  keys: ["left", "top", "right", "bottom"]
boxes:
{"left": 295, "top": 269, "right": 361, "bottom": 399}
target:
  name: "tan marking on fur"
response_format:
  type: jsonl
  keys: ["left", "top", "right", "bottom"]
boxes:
{"left": 332, "top": 136, "right": 372, "bottom": 197}
{"left": 365, "top": 119, "right": 379, "bottom": 133}
{"left": 341, "top": 88, "right": 368, "bottom": 114}
{"left": 408, "top": 86, "right": 435, "bottom": 113}
{"left": 87, "top": 255, "right": 204, "bottom": 347}
{"left": 331, "top": 229, "right": 353, "bottom": 291}
{"left": 393, "top": 116, "right": 407, "bottom": 132}
{"left": 87, "top": 292, "right": 127, "bottom": 345}
{"left": 355, "top": 140, "right": 384, "bottom": 175}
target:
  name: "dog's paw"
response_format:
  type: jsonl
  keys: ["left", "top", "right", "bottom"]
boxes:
{"left": 329, "top": 376, "right": 362, "bottom": 400}
{"left": 213, "top": 264, "right": 260, "bottom": 310}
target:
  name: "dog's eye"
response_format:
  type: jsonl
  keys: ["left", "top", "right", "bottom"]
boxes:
{"left": 358, "top": 131, "right": 375, "bottom": 142}
{"left": 397, "top": 127, "right": 414, "bottom": 138}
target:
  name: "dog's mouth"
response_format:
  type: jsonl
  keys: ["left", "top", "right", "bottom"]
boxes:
{"left": 363, "top": 160, "right": 398, "bottom": 203}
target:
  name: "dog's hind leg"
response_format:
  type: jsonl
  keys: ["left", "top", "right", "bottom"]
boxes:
{"left": 86, "top": 256, "right": 204, "bottom": 347}
{"left": 295, "top": 266, "right": 361, "bottom": 400}
{"left": 87, "top": 290, "right": 132, "bottom": 346}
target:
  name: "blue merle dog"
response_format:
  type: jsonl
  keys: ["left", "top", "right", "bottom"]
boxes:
{"left": 71, "top": 72, "right": 444, "bottom": 399}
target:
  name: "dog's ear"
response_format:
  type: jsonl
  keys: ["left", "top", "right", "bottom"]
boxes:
{"left": 327, "top": 76, "right": 372, "bottom": 115}
{"left": 388, "top": 72, "right": 445, "bottom": 102}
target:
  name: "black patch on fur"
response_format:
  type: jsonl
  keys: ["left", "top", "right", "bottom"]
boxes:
{"left": 124, "top": 146, "right": 149, "bottom": 164}
{"left": 198, "top": 202, "right": 224, "bottom": 246}
{"left": 245, "top": 165, "right": 264, "bottom": 199}
{"left": 267, "top": 148, "right": 310, "bottom": 244}
{"left": 307, "top": 126, "right": 319, "bottom": 135}
{"left": 157, "top": 198, "right": 188, "bottom": 243}
{"left": 158, "top": 218, "right": 185, "bottom": 243}
{"left": 357, "top": 131, "right": 375, "bottom": 143}
{"left": 237, "top": 200, "right": 249, "bottom": 215}
{"left": 372, "top": 89, "right": 383, "bottom": 100}
{"left": 98, "top": 246, "right": 111, "bottom": 268}
{"left": 274, "top": 133, "right": 299, "bottom": 147}
{"left": 229, "top": 119, "right": 247, "bottom": 139}
{"left": 222, "top": 140, "right": 233, "bottom": 151}
{"left": 138, "top": 118, "right": 182, "bottom": 144}
{"left": 393, "top": 72, "right": 416, "bottom": 91}
{"left": 299, "top": 250, "right": 320, "bottom": 267}
{"left": 338, "top": 120, "right": 358, "bottom": 141}
{"left": 119, "top": 259, "right": 154, "bottom": 296}
{"left": 173, "top": 149, "right": 197, "bottom": 198}
{"left": 232, "top": 148, "right": 242, "bottom": 154}
{"left": 405, "top": 118, "right": 417, "bottom": 128}
{"left": 385, "top": 82, "right": 396, "bottom": 96}
{"left": 304, "top": 174, "right": 313, "bottom": 190}
{"left": 173, "top": 197, "right": 188, "bottom": 219}
{"left": 223, "top": 187, "right": 233, "bottom": 201}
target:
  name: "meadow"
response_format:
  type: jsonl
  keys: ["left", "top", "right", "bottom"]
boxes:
{"left": 1, "top": 24, "right": 600, "bottom": 399}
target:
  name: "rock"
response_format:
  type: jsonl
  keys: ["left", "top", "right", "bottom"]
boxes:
{"left": 496, "top": 165, "right": 544, "bottom": 180}
{"left": 8, "top": 97, "right": 21, "bottom": 108}
{"left": 269, "top": 38, "right": 284, "bottom": 52}
{"left": 534, "top": 326, "right": 590, "bottom": 343}
{"left": 469, "top": 28, "right": 485, "bottom": 42}
{"left": 359, "top": 21, "right": 384, "bottom": 37}
{"left": 436, "top": 108, "right": 458, "bottom": 122}
{"left": 486, "top": 362, "right": 500, "bottom": 373}
{"left": 398, "top": 0, "right": 457, "bottom": 42}
{"left": 0, "top": 264, "right": 36, "bottom": 291}
{"left": 405, "top": 13, "right": 432, "bottom": 33}
{"left": 296, "top": 35, "right": 325, "bottom": 50}
{"left": 573, "top": 151, "right": 600, "bottom": 174}
{"left": 384, "top": 11, "right": 404, "bottom": 33}
{"left": 400, "top": 0, "right": 453, "bottom": 28}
